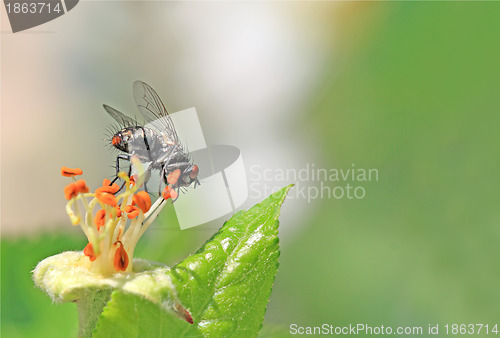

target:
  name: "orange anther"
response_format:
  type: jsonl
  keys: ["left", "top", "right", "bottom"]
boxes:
{"left": 124, "top": 205, "right": 140, "bottom": 219}
{"left": 128, "top": 210, "right": 140, "bottom": 219}
{"left": 96, "top": 192, "right": 117, "bottom": 207}
{"left": 167, "top": 169, "right": 181, "bottom": 185}
{"left": 104, "top": 181, "right": 120, "bottom": 193}
{"left": 162, "top": 186, "right": 171, "bottom": 200}
{"left": 133, "top": 191, "right": 151, "bottom": 213}
{"left": 110, "top": 183, "right": 120, "bottom": 193}
{"left": 115, "top": 206, "right": 122, "bottom": 218}
{"left": 124, "top": 205, "right": 135, "bottom": 213}
{"left": 114, "top": 242, "right": 129, "bottom": 271}
{"left": 64, "top": 183, "right": 78, "bottom": 200}
{"left": 162, "top": 186, "right": 178, "bottom": 200}
{"left": 102, "top": 178, "right": 111, "bottom": 187}
{"left": 75, "top": 179, "right": 89, "bottom": 194}
{"left": 83, "top": 243, "right": 97, "bottom": 261}
{"left": 64, "top": 180, "right": 89, "bottom": 200}
{"left": 130, "top": 175, "right": 137, "bottom": 186}
{"left": 61, "top": 167, "right": 83, "bottom": 177}
{"left": 95, "top": 184, "right": 120, "bottom": 197}
{"left": 94, "top": 209, "right": 106, "bottom": 229}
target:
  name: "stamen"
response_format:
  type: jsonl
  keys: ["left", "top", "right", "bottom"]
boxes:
{"left": 162, "top": 186, "right": 178, "bottom": 201}
{"left": 64, "top": 183, "right": 78, "bottom": 200}
{"left": 83, "top": 243, "right": 97, "bottom": 261}
{"left": 75, "top": 180, "right": 90, "bottom": 194}
{"left": 133, "top": 191, "right": 152, "bottom": 213}
{"left": 61, "top": 167, "right": 83, "bottom": 177}
{"left": 113, "top": 242, "right": 129, "bottom": 271}
{"left": 94, "top": 209, "right": 106, "bottom": 230}
{"left": 162, "top": 186, "right": 172, "bottom": 200}
{"left": 61, "top": 164, "right": 168, "bottom": 276}
{"left": 65, "top": 180, "right": 90, "bottom": 200}
{"left": 115, "top": 206, "right": 122, "bottom": 218}
{"left": 124, "top": 205, "right": 140, "bottom": 219}
{"left": 95, "top": 185, "right": 119, "bottom": 197}
{"left": 96, "top": 193, "right": 118, "bottom": 207}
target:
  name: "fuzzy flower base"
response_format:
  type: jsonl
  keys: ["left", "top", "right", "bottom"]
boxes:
{"left": 33, "top": 251, "right": 192, "bottom": 337}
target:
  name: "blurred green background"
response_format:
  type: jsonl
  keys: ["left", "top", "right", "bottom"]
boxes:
{"left": 3, "top": 2, "right": 500, "bottom": 337}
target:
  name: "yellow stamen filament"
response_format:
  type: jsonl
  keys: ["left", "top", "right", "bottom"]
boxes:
{"left": 62, "top": 162, "right": 173, "bottom": 276}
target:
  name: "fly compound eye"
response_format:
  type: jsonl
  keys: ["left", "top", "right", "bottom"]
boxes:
{"left": 189, "top": 165, "right": 199, "bottom": 179}
{"left": 112, "top": 135, "right": 121, "bottom": 146}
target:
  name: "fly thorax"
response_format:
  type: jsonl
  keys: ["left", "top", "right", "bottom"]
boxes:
{"left": 161, "top": 133, "right": 175, "bottom": 146}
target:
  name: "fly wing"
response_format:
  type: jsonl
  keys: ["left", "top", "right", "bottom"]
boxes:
{"left": 103, "top": 104, "right": 137, "bottom": 127}
{"left": 133, "top": 81, "right": 179, "bottom": 144}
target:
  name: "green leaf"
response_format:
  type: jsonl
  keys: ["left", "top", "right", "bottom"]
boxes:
{"left": 3, "top": 234, "right": 84, "bottom": 338}
{"left": 93, "top": 185, "right": 292, "bottom": 338}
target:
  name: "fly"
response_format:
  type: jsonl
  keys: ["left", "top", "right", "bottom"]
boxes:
{"left": 104, "top": 81, "right": 200, "bottom": 199}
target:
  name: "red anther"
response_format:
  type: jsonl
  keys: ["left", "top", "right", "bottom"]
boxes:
{"left": 167, "top": 169, "right": 181, "bottom": 185}
{"left": 83, "top": 243, "right": 97, "bottom": 261}
{"left": 61, "top": 167, "right": 83, "bottom": 177}
{"left": 114, "top": 242, "right": 129, "bottom": 271}
{"left": 133, "top": 191, "right": 151, "bottom": 213}
{"left": 94, "top": 209, "right": 106, "bottom": 229}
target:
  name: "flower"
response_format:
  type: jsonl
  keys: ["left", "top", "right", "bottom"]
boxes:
{"left": 61, "top": 165, "right": 172, "bottom": 276}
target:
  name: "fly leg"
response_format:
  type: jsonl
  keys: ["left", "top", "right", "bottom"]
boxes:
{"left": 171, "top": 185, "right": 181, "bottom": 203}
{"left": 110, "top": 154, "right": 133, "bottom": 193}
{"left": 143, "top": 166, "right": 151, "bottom": 194}
{"left": 158, "top": 164, "right": 166, "bottom": 196}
